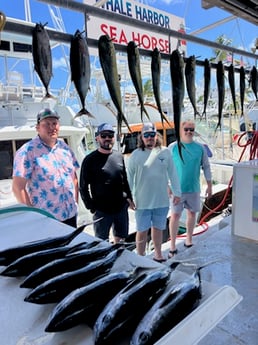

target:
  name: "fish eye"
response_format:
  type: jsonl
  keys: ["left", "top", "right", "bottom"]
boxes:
{"left": 139, "top": 332, "right": 150, "bottom": 343}
{"left": 103, "top": 314, "right": 112, "bottom": 323}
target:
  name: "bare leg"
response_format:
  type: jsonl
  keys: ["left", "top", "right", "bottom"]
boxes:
{"left": 113, "top": 236, "right": 124, "bottom": 244}
{"left": 136, "top": 230, "right": 148, "bottom": 256}
{"left": 169, "top": 212, "right": 181, "bottom": 252}
{"left": 185, "top": 210, "right": 196, "bottom": 246}
{"left": 151, "top": 227, "right": 165, "bottom": 260}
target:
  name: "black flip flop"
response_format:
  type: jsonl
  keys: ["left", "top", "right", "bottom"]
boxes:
{"left": 153, "top": 257, "right": 167, "bottom": 263}
{"left": 184, "top": 243, "right": 193, "bottom": 248}
{"left": 168, "top": 249, "right": 178, "bottom": 258}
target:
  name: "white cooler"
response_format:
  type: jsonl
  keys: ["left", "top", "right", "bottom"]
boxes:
{"left": 232, "top": 159, "right": 258, "bottom": 241}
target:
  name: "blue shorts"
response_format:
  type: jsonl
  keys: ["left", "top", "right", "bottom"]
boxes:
{"left": 135, "top": 207, "right": 169, "bottom": 231}
{"left": 93, "top": 203, "right": 129, "bottom": 240}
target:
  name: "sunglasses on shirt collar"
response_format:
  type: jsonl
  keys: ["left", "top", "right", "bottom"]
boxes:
{"left": 100, "top": 132, "right": 114, "bottom": 139}
{"left": 184, "top": 128, "right": 195, "bottom": 132}
{"left": 143, "top": 132, "right": 156, "bottom": 138}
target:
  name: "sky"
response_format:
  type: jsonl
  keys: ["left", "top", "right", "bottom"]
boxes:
{"left": 1, "top": 0, "right": 257, "bottom": 110}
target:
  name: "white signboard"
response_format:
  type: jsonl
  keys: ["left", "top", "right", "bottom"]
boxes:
{"left": 83, "top": 0, "right": 186, "bottom": 54}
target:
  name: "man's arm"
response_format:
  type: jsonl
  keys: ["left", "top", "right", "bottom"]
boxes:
{"left": 73, "top": 172, "right": 79, "bottom": 203}
{"left": 12, "top": 176, "right": 32, "bottom": 206}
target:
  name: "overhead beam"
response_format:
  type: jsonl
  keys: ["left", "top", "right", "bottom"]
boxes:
{"left": 202, "top": 0, "right": 258, "bottom": 26}
{"left": 2, "top": 0, "right": 257, "bottom": 62}
{"left": 37, "top": 0, "right": 257, "bottom": 59}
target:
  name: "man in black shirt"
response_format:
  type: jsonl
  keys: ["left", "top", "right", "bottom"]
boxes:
{"left": 80, "top": 123, "right": 135, "bottom": 242}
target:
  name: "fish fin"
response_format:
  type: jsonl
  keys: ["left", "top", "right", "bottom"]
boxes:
{"left": 160, "top": 111, "right": 171, "bottom": 127}
{"left": 118, "top": 111, "right": 131, "bottom": 135}
{"left": 141, "top": 104, "right": 150, "bottom": 121}
{"left": 74, "top": 108, "right": 95, "bottom": 119}
{"left": 195, "top": 110, "right": 202, "bottom": 119}
{"left": 215, "top": 121, "right": 221, "bottom": 132}
{"left": 178, "top": 141, "right": 185, "bottom": 162}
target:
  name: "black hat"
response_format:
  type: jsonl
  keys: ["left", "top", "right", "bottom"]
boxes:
{"left": 37, "top": 108, "right": 60, "bottom": 124}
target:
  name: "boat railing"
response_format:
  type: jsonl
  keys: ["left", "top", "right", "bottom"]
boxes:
{"left": 0, "top": 83, "right": 50, "bottom": 103}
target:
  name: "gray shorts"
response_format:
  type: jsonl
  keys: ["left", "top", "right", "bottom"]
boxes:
{"left": 170, "top": 192, "right": 201, "bottom": 214}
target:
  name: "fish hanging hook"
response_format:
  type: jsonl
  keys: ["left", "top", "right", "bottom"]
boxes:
{"left": 0, "top": 11, "right": 6, "bottom": 44}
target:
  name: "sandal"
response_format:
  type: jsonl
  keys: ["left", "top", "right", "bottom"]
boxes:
{"left": 184, "top": 243, "right": 193, "bottom": 248}
{"left": 153, "top": 257, "right": 167, "bottom": 263}
{"left": 168, "top": 249, "right": 178, "bottom": 258}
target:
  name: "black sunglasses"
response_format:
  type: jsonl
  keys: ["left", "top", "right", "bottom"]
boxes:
{"left": 184, "top": 128, "right": 195, "bottom": 132}
{"left": 143, "top": 132, "right": 156, "bottom": 138}
{"left": 100, "top": 133, "right": 114, "bottom": 139}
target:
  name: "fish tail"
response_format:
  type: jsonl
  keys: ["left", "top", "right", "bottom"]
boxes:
{"left": 201, "top": 110, "right": 206, "bottom": 120}
{"left": 195, "top": 110, "right": 201, "bottom": 119}
{"left": 41, "top": 92, "right": 55, "bottom": 102}
{"left": 74, "top": 108, "right": 95, "bottom": 119}
{"left": 215, "top": 120, "right": 221, "bottom": 132}
{"left": 69, "top": 218, "right": 103, "bottom": 242}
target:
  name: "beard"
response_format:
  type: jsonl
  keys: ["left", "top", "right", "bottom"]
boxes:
{"left": 100, "top": 141, "right": 113, "bottom": 150}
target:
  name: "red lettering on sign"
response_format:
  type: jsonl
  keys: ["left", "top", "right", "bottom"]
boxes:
{"left": 100, "top": 24, "right": 170, "bottom": 54}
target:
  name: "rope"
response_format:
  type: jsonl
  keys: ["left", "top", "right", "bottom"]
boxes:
{"left": 0, "top": 205, "right": 56, "bottom": 220}
{"left": 198, "top": 129, "right": 258, "bottom": 226}
{"left": 174, "top": 129, "right": 258, "bottom": 240}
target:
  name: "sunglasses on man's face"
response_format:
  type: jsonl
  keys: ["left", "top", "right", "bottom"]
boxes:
{"left": 143, "top": 132, "right": 156, "bottom": 138}
{"left": 100, "top": 133, "right": 114, "bottom": 139}
{"left": 184, "top": 128, "right": 195, "bottom": 132}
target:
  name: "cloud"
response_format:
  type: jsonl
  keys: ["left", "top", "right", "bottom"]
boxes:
{"left": 138, "top": 0, "right": 184, "bottom": 5}
{"left": 52, "top": 56, "right": 68, "bottom": 70}
{"left": 160, "top": 0, "right": 184, "bottom": 4}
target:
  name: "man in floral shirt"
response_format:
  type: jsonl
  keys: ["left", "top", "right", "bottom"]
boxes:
{"left": 12, "top": 108, "right": 79, "bottom": 227}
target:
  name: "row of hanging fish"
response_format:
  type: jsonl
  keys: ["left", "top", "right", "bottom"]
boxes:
{"left": 31, "top": 23, "right": 257, "bottom": 137}
{"left": 0, "top": 223, "right": 204, "bottom": 345}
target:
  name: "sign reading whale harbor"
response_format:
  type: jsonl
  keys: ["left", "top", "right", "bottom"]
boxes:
{"left": 83, "top": 0, "right": 186, "bottom": 54}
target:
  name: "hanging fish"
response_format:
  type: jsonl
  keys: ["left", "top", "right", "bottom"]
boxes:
{"left": 0, "top": 11, "right": 6, "bottom": 43}
{"left": 127, "top": 41, "right": 149, "bottom": 121}
{"left": 170, "top": 49, "right": 184, "bottom": 161}
{"left": 151, "top": 48, "right": 170, "bottom": 125}
{"left": 185, "top": 55, "right": 200, "bottom": 119}
{"left": 32, "top": 22, "right": 53, "bottom": 100}
{"left": 249, "top": 66, "right": 258, "bottom": 101}
{"left": 216, "top": 61, "right": 225, "bottom": 130}
{"left": 228, "top": 63, "right": 237, "bottom": 114}
{"left": 239, "top": 66, "right": 246, "bottom": 116}
{"left": 70, "top": 30, "right": 94, "bottom": 118}
{"left": 202, "top": 58, "right": 211, "bottom": 119}
{"left": 98, "top": 34, "right": 130, "bottom": 136}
